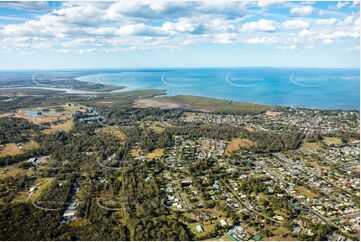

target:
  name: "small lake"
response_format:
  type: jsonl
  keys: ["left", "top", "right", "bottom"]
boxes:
{"left": 25, "top": 109, "right": 63, "bottom": 118}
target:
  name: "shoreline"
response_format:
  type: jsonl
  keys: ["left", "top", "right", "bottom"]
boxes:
{"left": 0, "top": 86, "right": 359, "bottom": 112}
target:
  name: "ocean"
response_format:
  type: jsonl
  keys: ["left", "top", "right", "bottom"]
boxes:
{"left": 76, "top": 68, "right": 360, "bottom": 110}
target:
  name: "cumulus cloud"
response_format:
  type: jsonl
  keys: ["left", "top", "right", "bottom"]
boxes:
{"left": 118, "top": 23, "right": 162, "bottom": 36}
{"left": 290, "top": 5, "right": 313, "bottom": 16}
{"left": 0, "top": 1, "right": 359, "bottom": 53}
{"left": 257, "top": 0, "right": 284, "bottom": 8}
{"left": 162, "top": 18, "right": 206, "bottom": 35}
{"left": 241, "top": 19, "right": 276, "bottom": 32}
{"left": 336, "top": 1, "right": 349, "bottom": 9}
{"left": 316, "top": 18, "right": 337, "bottom": 26}
{"left": 107, "top": 1, "right": 193, "bottom": 20}
{"left": 282, "top": 20, "right": 310, "bottom": 29}
{"left": 245, "top": 36, "right": 278, "bottom": 44}
{"left": 0, "top": 1, "right": 51, "bottom": 11}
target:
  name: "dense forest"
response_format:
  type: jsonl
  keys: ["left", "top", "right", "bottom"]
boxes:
{"left": 0, "top": 117, "right": 41, "bottom": 144}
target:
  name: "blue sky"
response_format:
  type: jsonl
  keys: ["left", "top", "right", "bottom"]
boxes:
{"left": 0, "top": 0, "right": 359, "bottom": 69}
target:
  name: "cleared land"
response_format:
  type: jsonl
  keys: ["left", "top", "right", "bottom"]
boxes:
{"left": 42, "top": 119, "right": 73, "bottom": 134}
{"left": 130, "top": 148, "right": 142, "bottom": 158}
{"left": 0, "top": 140, "right": 39, "bottom": 157}
{"left": 301, "top": 141, "right": 322, "bottom": 149}
{"left": 295, "top": 186, "right": 320, "bottom": 199}
{"left": 29, "top": 178, "right": 54, "bottom": 201}
{"left": 147, "top": 148, "right": 164, "bottom": 160}
{"left": 99, "top": 127, "right": 126, "bottom": 141}
{"left": 323, "top": 137, "right": 342, "bottom": 145}
{"left": 225, "top": 138, "right": 254, "bottom": 155}
{"left": 133, "top": 95, "right": 270, "bottom": 113}
{"left": 262, "top": 226, "right": 296, "bottom": 241}
{"left": 0, "top": 165, "right": 26, "bottom": 179}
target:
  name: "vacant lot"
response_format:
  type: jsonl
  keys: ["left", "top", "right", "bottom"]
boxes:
{"left": 100, "top": 126, "right": 125, "bottom": 141}
{"left": 147, "top": 148, "right": 164, "bottom": 160}
{"left": 323, "top": 137, "right": 342, "bottom": 145}
{"left": 130, "top": 148, "right": 142, "bottom": 158}
{"left": 262, "top": 226, "right": 296, "bottom": 241}
{"left": 0, "top": 165, "right": 26, "bottom": 179}
{"left": 225, "top": 138, "right": 254, "bottom": 155}
{"left": 0, "top": 140, "right": 39, "bottom": 157}
{"left": 42, "top": 119, "right": 73, "bottom": 134}
{"left": 295, "top": 186, "right": 319, "bottom": 199}
{"left": 301, "top": 141, "right": 322, "bottom": 149}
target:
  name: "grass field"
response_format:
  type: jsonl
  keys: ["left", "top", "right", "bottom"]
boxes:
{"left": 100, "top": 126, "right": 126, "bottom": 141}
{"left": 147, "top": 148, "right": 164, "bottom": 159}
{"left": 10, "top": 191, "right": 28, "bottom": 204}
{"left": 0, "top": 140, "right": 39, "bottom": 157}
{"left": 0, "top": 165, "right": 26, "bottom": 179}
{"left": 130, "top": 148, "right": 142, "bottom": 158}
{"left": 308, "top": 161, "right": 331, "bottom": 171}
{"left": 301, "top": 141, "right": 322, "bottom": 149}
{"left": 0, "top": 143, "right": 22, "bottom": 157}
{"left": 295, "top": 186, "right": 319, "bottom": 199}
{"left": 164, "top": 95, "right": 270, "bottom": 113}
{"left": 68, "top": 219, "right": 89, "bottom": 227}
{"left": 323, "top": 137, "right": 342, "bottom": 145}
{"left": 225, "top": 138, "right": 254, "bottom": 155}
{"left": 42, "top": 119, "right": 73, "bottom": 134}
{"left": 262, "top": 226, "right": 296, "bottom": 241}
{"left": 30, "top": 178, "right": 54, "bottom": 201}
{"left": 148, "top": 121, "right": 167, "bottom": 133}
{"left": 188, "top": 222, "right": 217, "bottom": 238}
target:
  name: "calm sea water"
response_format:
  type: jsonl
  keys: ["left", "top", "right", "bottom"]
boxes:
{"left": 76, "top": 68, "right": 360, "bottom": 110}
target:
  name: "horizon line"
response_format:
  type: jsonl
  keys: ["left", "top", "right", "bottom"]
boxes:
{"left": 0, "top": 66, "right": 359, "bottom": 71}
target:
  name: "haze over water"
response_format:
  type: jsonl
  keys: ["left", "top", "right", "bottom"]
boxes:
{"left": 77, "top": 68, "right": 360, "bottom": 110}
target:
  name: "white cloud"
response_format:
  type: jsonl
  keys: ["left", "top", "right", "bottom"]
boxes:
{"left": 282, "top": 20, "right": 310, "bottom": 29}
{"left": 241, "top": 19, "right": 276, "bottom": 32}
{"left": 245, "top": 36, "right": 278, "bottom": 44}
{"left": 257, "top": 0, "right": 284, "bottom": 8}
{"left": 317, "top": 30, "right": 359, "bottom": 44}
{"left": 106, "top": 1, "right": 192, "bottom": 20}
{"left": 213, "top": 33, "right": 237, "bottom": 44}
{"left": 336, "top": 1, "right": 349, "bottom": 9}
{"left": 339, "top": 16, "right": 355, "bottom": 26}
{"left": 316, "top": 18, "right": 337, "bottom": 26}
{"left": 118, "top": 23, "right": 162, "bottom": 36}
{"left": 290, "top": 6, "right": 313, "bottom": 16}
{"left": 0, "top": 1, "right": 51, "bottom": 10}
{"left": 350, "top": 1, "right": 360, "bottom": 8}
{"left": 162, "top": 18, "right": 206, "bottom": 35}
{"left": 277, "top": 45, "right": 297, "bottom": 50}
{"left": 0, "top": 1, "right": 359, "bottom": 54}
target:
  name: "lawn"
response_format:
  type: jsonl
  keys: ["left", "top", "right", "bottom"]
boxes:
{"left": 295, "top": 186, "right": 319, "bottom": 199}
{"left": 130, "top": 148, "right": 142, "bottom": 158}
{"left": 0, "top": 140, "right": 39, "bottom": 157}
{"left": 0, "top": 165, "right": 26, "bottom": 179}
{"left": 301, "top": 141, "right": 322, "bottom": 149}
{"left": 30, "top": 178, "right": 54, "bottom": 201}
{"left": 147, "top": 148, "right": 164, "bottom": 159}
{"left": 225, "top": 138, "right": 254, "bottom": 155}
{"left": 188, "top": 222, "right": 217, "bottom": 238}
{"left": 68, "top": 219, "right": 89, "bottom": 227}
{"left": 42, "top": 119, "right": 73, "bottom": 134}
{"left": 0, "top": 143, "right": 22, "bottom": 157}
{"left": 262, "top": 226, "right": 297, "bottom": 241}
{"left": 148, "top": 121, "right": 167, "bottom": 133}
{"left": 100, "top": 126, "right": 126, "bottom": 141}
{"left": 323, "top": 137, "right": 342, "bottom": 145}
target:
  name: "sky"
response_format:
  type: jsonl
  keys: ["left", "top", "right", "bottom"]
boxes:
{"left": 0, "top": 0, "right": 359, "bottom": 69}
